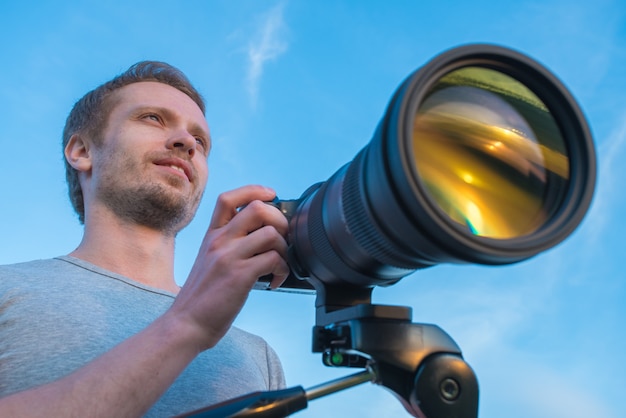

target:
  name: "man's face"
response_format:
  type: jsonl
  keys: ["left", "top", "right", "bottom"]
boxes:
{"left": 90, "top": 81, "right": 211, "bottom": 234}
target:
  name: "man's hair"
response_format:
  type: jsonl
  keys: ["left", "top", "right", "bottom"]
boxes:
{"left": 62, "top": 61, "right": 205, "bottom": 224}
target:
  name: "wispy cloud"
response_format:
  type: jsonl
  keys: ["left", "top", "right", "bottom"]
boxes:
{"left": 246, "top": 2, "right": 289, "bottom": 108}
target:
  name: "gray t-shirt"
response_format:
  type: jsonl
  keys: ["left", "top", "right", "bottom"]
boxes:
{"left": 0, "top": 256, "right": 285, "bottom": 417}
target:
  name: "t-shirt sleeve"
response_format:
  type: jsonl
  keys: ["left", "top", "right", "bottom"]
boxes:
{"left": 266, "top": 342, "right": 286, "bottom": 390}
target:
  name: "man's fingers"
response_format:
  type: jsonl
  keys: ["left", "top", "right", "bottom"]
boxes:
{"left": 238, "top": 201, "right": 289, "bottom": 235}
{"left": 247, "top": 251, "right": 290, "bottom": 290}
{"left": 247, "top": 224, "right": 289, "bottom": 258}
{"left": 209, "top": 185, "right": 277, "bottom": 229}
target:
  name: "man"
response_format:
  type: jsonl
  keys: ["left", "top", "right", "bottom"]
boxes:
{"left": 0, "top": 61, "right": 290, "bottom": 417}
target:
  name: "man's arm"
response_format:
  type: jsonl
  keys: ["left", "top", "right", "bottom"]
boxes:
{"left": 0, "top": 185, "right": 289, "bottom": 417}
{"left": 0, "top": 313, "right": 201, "bottom": 417}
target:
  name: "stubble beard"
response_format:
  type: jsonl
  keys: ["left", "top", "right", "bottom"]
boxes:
{"left": 97, "top": 152, "right": 203, "bottom": 236}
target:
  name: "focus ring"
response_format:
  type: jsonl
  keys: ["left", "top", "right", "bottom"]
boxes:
{"left": 342, "top": 150, "right": 419, "bottom": 271}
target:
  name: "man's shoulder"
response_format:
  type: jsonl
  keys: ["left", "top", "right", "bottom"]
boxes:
{"left": 222, "top": 326, "right": 282, "bottom": 368}
{"left": 0, "top": 256, "right": 177, "bottom": 299}
{"left": 0, "top": 258, "right": 75, "bottom": 295}
{"left": 227, "top": 326, "right": 267, "bottom": 343}
{"left": 1, "top": 257, "right": 59, "bottom": 267}
{"left": 0, "top": 258, "right": 64, "bottom": 278}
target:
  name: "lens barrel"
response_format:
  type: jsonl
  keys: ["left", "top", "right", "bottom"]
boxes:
{"left": 287, "top": 44, "right": 596, "bottom": 288}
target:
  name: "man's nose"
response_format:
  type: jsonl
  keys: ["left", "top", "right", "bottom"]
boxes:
{"left": 167, "top": 130, "right": 196, "bottom": 157}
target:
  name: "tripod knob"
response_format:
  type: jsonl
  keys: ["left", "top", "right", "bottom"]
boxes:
{"left": 411, "top": 353, "right": 479, "bottom": 418}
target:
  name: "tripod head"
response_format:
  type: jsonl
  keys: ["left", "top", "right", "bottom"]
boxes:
{"left": 311, "top": 279, "right": 479, "bottom": 418}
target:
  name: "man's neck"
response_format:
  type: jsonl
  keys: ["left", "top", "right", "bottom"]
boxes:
{"left": 70, "top": 210, "right": 180, "bottom": 294}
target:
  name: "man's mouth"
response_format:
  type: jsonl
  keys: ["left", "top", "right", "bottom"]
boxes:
{"left": 154, "top": 158, "right": 193, "bottom": 182}
{"left": 168, "top": 164, "right": 186, "bottom": 175}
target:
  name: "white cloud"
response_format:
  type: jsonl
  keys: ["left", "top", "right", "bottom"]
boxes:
{"left": 246, "top": 2, "right": 289, "bottom": 108}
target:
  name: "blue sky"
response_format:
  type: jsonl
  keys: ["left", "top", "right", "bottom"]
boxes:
{"left": 1, "top": 1, "right": 625, "bottom": 417}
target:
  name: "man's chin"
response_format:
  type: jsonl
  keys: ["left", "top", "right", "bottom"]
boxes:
{"left": 101, "top": 185, "right": 200, "bottom": 234}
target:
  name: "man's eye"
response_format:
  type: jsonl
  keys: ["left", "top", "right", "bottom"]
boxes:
{"left": 144, "top": 113, "right": 161, "bottom": 122}
{"left": 196, "top": 137, "right": 211, "bottom": 156}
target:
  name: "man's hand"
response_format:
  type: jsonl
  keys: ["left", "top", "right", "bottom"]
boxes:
{"left": 170, "top": 185, "right": 290, "bottom": 351}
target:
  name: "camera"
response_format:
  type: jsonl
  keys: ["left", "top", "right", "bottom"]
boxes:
{"left": 256, "top": 44, "right": 595, "bottom": 301}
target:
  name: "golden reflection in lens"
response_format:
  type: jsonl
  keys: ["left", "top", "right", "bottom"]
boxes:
{"left": 412, "top": 67, "right": 569, "bottom": 239}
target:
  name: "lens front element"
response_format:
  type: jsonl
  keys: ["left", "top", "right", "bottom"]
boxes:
{"left": 412, "top": 67, "right": 569, "bottom": 239}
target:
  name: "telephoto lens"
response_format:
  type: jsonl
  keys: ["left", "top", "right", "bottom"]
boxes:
{"left": 280, "top": 44, "right": 596, "bottom": 289}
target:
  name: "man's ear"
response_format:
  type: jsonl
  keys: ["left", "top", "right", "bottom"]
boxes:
{"left": 65, "top": 133, "right": 92, "bottom": 172}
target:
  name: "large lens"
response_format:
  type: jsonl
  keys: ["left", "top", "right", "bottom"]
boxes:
{"left": 284, "top": 44, "right": 595, "bottom": 292}
{"left": 412, "top": 67, "right": 569, "bottom": 239}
